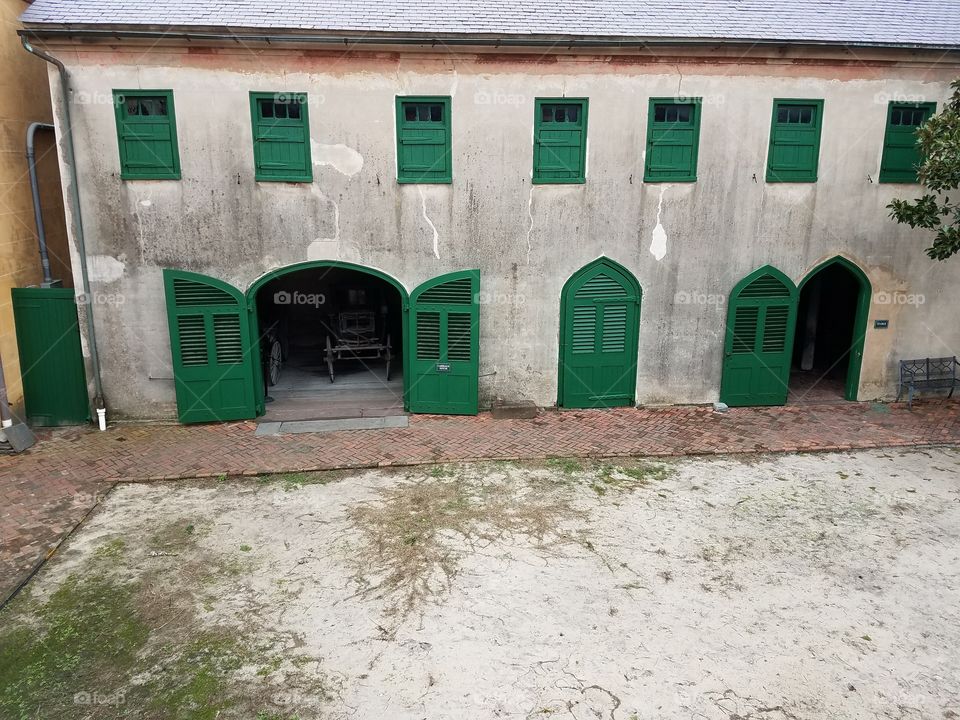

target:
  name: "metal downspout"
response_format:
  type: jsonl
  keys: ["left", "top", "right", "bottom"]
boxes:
{"left": 26, "top": 122, "right": 56, "bottom": 286}
{"left": 20, "top": 37, "right": 105, "bottom": 414}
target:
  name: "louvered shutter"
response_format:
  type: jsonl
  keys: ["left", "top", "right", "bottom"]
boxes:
{"left": 163, "top": 270, "right": 256, "bottom": 423}
{"left": 559, "top": 260, "right": 641, "bottom": 409}
{"left": 720, "top": 267, "right": 798, "bottom": 407}
{"left": 409, "top": 270, "right": 479, "bottom": 414}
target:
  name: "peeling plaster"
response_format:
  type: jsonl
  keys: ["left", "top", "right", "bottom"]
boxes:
{"left": 525, "top": 186, "right": 535, "bottom": 265}
{"left": 650, "top": 185, "right": 668, "bottom": 261}
{"left": 306, "top": 186, "right": 350, "bottom": 261}
{"left": 311, "top": 141, "right": 364, "bottom": 176}
{"left": 87, "top": 254, "right": 126, "bottom": 283}
{"left": 419, "top": 186, "right": 440, "bottom": 260}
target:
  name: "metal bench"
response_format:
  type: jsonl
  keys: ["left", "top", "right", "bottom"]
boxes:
{"left": 896, "top": 356, "right": 960, "bottom": 409}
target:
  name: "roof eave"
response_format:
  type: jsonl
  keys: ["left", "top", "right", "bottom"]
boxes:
{"left": 17, "top": 25, "right": 960, "bottom": 52}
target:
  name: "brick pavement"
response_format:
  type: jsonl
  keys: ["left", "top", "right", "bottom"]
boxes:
{"left": 2, "top": 399, "right": 959, "bottom": 603}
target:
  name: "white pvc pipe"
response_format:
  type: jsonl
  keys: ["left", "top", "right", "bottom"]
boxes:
{"left": 96, "top": 407, "right": 106, "bottom": 431}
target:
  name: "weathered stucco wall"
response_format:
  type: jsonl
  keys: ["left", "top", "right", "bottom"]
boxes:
{"left": 45, "top": 43, "right": 960, "bottom": 418}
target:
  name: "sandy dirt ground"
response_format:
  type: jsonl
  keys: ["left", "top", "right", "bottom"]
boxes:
{"left": 2, "top": 447, "right": 959, "bottom": 719}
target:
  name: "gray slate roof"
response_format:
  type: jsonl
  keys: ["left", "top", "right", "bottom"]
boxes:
{"left": 20, "top": 0, "right": 960, "bottom": 49}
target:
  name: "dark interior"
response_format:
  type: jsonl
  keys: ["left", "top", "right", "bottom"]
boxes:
{"left": 254, "top": 267, "right": 404, "bottom": 420}
{"left": 790, "top": 263, "right": 859, "bottom": 401}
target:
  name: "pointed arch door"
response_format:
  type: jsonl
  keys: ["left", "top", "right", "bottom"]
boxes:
{"left": 558, "top": 258, "right": 642, "bottom": 409}
{"left": 408, "top": 270, "right": 480, "bottom": 415}
{"left": 163, "top": 269, "right": 257, "bottom": 423}
{"left": 720, "top": 266, "right": 798, "bottom": 407}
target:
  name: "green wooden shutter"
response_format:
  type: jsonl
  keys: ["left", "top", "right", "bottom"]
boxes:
{"left": 533, "top": 99, "right": 588, "bottom": 184}
{"left": 408, "top": 270, "right": 479, "bottom": 414}
{"left": 643, "top": 99, "right": 701, "bottom": 182}
{"left": 163, "top": 269, "right": 257, "bottom": 423}
{"left": 878, "top": 102, "right": 936, "bottom": 183}
{"left": 250, "top": 93, "right": 312, "bottom": 182}
{"left": 559, "top": 258, "right": 641, "bottom": 409}
{"left": 11, "top": 288, "right": 90, "bottom": 426}
{"left": 113, "top": 90, "right": 180, "bottom": 180}
{"left": 719, "top": 266, "right": 798, "bottom": 407}
{"left": 766, "top": 99, "right": 824, "bottom": 183}
{"left": 396, "top": 97, "right": 452, "bottom": 183}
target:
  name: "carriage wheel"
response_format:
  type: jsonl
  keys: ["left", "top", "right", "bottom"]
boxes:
{"left": 325, "top": 335, "right": 335, "bottom": 383}
{"left": 384, "top": 334, "right": 392, "bottom": 381}
{"left": 267, "top": 337, "right": 283, "bottom": 386}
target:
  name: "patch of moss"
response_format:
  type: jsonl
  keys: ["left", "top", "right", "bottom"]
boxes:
{"left": 546, "top": 457, "right": 583, "bottom": 475}
{"left": 94, "top": 537, "right": 127, "bottom": 559}
{"left": 0, "top": 572, "right": 149, "bottom": 719}
{"left": 144, "top": 632, "right": 250, "bottom": 719}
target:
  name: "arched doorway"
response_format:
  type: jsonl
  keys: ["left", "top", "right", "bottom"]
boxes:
{"left": 789, "top": 257, "right": 871, "bottom": 403}
{"left": 558, "top": 257, "right": 642, "bottom": 409}
{"left": 719, "top": 265, "right": 798, "bottom": 407}
{"left": 163, "top": 263, "right": 480, "bottom": 423}
{"left": 246, "top": 261, "right": 408, "bottom": 421}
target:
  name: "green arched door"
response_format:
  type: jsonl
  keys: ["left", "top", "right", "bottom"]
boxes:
{"left": 720, "top": 266, "right": 798, "bottom": 407}
{"left": 408, "top": 269, "right": 480, "bottom": 415}
{"left": 559, "top": 258, "right": 642, "bottom": 409}
{"left": 163, "top": 269, "right": 257, "bottom": 423}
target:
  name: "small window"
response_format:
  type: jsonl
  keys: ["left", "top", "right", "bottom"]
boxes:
{"left": 113, "top": 90, "right": 180, "bottom": 180}
{"left": 395, "top": 96, "right": 452, "bottom": 184}
{"left": 644, "top": 98, "right": 702, "bottom": 183}
{"left": 533, "top": 98, "right": 588, "bottom": 184}
{"left": 249, "top": 92, "right": 312, "bottom": 183}
{"left": 879, "top": 101, "right": 936, "bottom": 183}
{"left": 766, "top": 99, "right": 824, "bottom": 183}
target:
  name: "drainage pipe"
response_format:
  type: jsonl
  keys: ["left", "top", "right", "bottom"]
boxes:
{"left": 26, "top": 122, "right": 55, "bottom": 286}
{"left": 20, "top": 37, "right": 106, "bottom": 418}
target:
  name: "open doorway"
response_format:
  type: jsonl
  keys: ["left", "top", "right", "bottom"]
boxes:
{"left": 789, "top": 258, "right": 869, "bottom": 404}
{"left": 253, "top": 265, "right": 405, "bottom": 421}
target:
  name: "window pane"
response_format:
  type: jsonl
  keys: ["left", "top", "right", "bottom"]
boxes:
{"left": 566, "top": 106, "right": 578, "bottom": 122}
{"left": 777, "top": 107, "right": 788, "bottom": 123}
{"left": 288, "top": 102, "right": 301, "bottom": 120}
{"left": 260, "top": 100, "right": 274, "bottom": 119}
{"left": 125, "top": 98, "right": 139, "bottom": 116}
{"left": 677, "top": 105, "right": 691, "bottom": 122}
{"left": 275, "top": 103, "right": 288, "bottom": 119}
{"left": 541, "top": 105, "right": 553, "bottom": 123}
{"left": 404, "top": 105, "right": 417, "bottom": 121}
{"left": 429, "top": 104, "right": 442, "bottom": 122}
{"left": 654, "top": 105, "right": 666, "bottom": 123}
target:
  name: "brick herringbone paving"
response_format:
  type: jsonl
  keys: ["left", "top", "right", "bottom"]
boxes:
{"left": 2, "top": 399, "right": 959, "bottom": 602}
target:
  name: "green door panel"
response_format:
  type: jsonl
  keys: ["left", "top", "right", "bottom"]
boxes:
{"left": 559, "top": 258, "right": 641, "bottom": 409}
{"left": 163, "top": 269, "right": 256, "bottom": 424}
{"left": 11, "top": 287, "right": 89, "bottom": 426}
{"left": 408, "top": 270, "right": 479, "bottom": 415}
{"left": 720, "top": 266, "right": 798, "bottom": 407}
